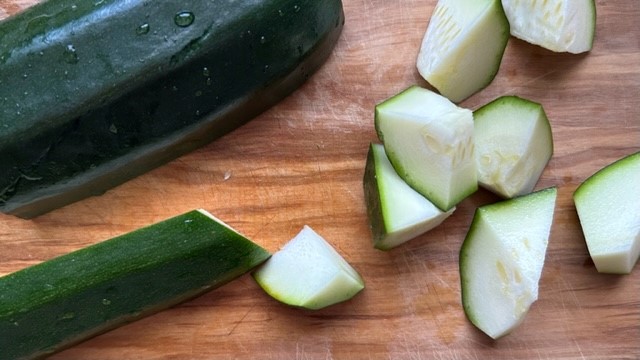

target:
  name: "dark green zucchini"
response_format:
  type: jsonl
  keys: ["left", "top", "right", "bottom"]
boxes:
{"left": 0, "top": 0, "right": 345, "bottom": 218}
{"left": 0, "top": 209, "right": 271, "bottom": 360}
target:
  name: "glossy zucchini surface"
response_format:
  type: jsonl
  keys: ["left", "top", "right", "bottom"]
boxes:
{"left": 0, "top": 209, "right": 270, "bottom": 359}
{"left": 0, "top": 0, "right": 345, "bottom": 218}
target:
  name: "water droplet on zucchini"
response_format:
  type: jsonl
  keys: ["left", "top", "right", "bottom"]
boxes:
{"left": 136, "top": 23, "right": 150, "bottom": 35}
{"left": 174, "top": 11, "right": 195, "bottom": 27}
{"left": 59, "top": 312, "right": 75, "bottom": 320}
{"left": 63, "top": 44, "right": 79, "bottom": 64}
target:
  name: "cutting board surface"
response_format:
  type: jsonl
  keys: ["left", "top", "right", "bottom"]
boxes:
{"left": 1, "top": 1, "right": 639, "bottom": 359}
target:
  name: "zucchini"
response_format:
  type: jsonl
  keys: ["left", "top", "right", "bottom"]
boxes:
{"left": 0, "top": 0, "right": 345, "bottom": 218}
{"left": 473, "top": 95, "right": 553, "bottom": 199}
{"left": 460, "top": 187, "right": 557, "bottom": 339}
{"left": 375, "top": 85, "right": 477, "bottom": 211}
{"left": 363, "top": 143, "right": 455, "bottom": 250}
{"left": 252, "top": 225, "right": 365, "bottom": 310}
{"left": 573, "top": 152, "right": 640, "bottom": 274}
{"left": 501, "top": 0, "right": 596, "bottom": 54}
{"left": 416, "top": 0, "right": 510, "bottom": 102}
{"left": 0, "top": 209, "right": 271, "bottom": 360}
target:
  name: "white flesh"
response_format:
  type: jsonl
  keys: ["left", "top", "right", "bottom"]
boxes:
{"left": 574, "top": 152, "right": 640, "bottom": 274}
{"left": 417, "top": 0, "right": 510, "bottom": 102}
{"left": 252, "top": 226, "right": 364, "bottom": 310}
{"left": 461, "top": 187, "right": 556, "bottom": 339}
{"left": 367, "top": 143, "right": 454, "bottom": 250}
{"left": 474, "top": 96, "right": 553, "bottom": 198}
{"left": 502, "top": 0, "right": 596, "bottom": 53}
{"left": 375, "top": 86, "right": 476, "bottom": 211}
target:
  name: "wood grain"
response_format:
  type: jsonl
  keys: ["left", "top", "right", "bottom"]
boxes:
{"left": 1, "top": 1, "right": 639, "bottom": 359}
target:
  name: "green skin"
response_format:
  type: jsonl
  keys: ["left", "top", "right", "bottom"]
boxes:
{"left": 0, "top": 210, "right": 270, "bottom": 360}
{"left": 0, "top": 0, "right": 345, "bottom": 218}
{"left": 363, "top": 143, "right": 388, "bottom": 248}
{"left": 573, "top": 151, "right": 639, "bottom": 200}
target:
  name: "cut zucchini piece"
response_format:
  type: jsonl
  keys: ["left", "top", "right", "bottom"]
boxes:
{"left": 416, "top": 0, "right": 510, "bottom": 102}
{"left": 252, "top": 226, "right": 364, "bottom": 310}
{"left": 501, "top": 0, "right": 596, "bottom": 53}
{"left": 574, "top": 152, "right": 640, "bottom": 274}
{"left": 460, "top": 187, "right": 557, "bottom": 339}
{"left": 363, "top": 143, "right": 455, "bottom": 250}
{"left": 375, "top": 85, "right": 477, "bottom": 211}
{"left": 474, "top": 96, "right": 553, "bottom": 198}
{"left": 0, "top": 209, "right": 270, "bottom": 359}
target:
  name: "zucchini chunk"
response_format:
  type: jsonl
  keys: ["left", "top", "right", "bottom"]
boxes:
{"left": 416, "top": 0, "right": 510, "bottom": 102}
{"left": 253, "top": 226, "right": 364, "bottom": 310}
{"left": 375, "top": 86, "right": 477, "bottom": 211}
{"left": 473, "top": 96, "right": 553, "bottom": 198}
{"left": 460, "top": 188, "right": 557, "bottom": 339}
{"left": 501, "top": 0, "right": 596, "bottom": 53}
{"left": 363, "top": 143, "right": 455, "bottom": 250}
{"left": 574, "top": 152, "right": 640, "bottom": 274}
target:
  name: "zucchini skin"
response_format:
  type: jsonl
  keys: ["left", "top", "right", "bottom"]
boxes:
{"left": 0, "top": 210, "right": 271, "bottom": 360}
{"left": 0, "top": 0, "right": 345, "bottom": 218}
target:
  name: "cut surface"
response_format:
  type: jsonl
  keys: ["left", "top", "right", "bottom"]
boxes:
{"left": 460, "top": 187, "right": 557, "bottom": 339}
{"left": 574, "top": 152, "right": 640, "bottom": 274}
{"left": 501, "top": 0, "right": 596, "bottom": 53}
{"left": 252, "top": 226, "right": 364, "bottom": 310}
{"left": 417, "top": 0, "right": 510, "bottom": 102}
{"left": 375, "top": 86, "right": 477, "bottom": 211}
{"left": 363, "top": 143, "right": 455, "bottom": 250}
{"left": 474, "top": 96, "right": 553, "bottom": 198}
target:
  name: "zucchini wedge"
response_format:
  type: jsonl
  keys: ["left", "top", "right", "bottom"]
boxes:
{"left": 0, "top": 209, "right": 270, "bottom": 359}
{"left": 501, "top": 0, "right": 596, "bottom": 53}
{"left": 460, "top": 187, "right": 557, "bottom": 339}
{"left": 363, "top": 143, "right": 455, "bottom": 250}
{"left": 574, "top": 152, "right": 640, "bottom": 274}
{"left": 0, "top": 0, "right": 345, "bottom": 218}
{"left": 473, "top": 95, "right": 553, "bottom": 199}
{"left": 252, "top": 225, "right": 365, "bottom": 310}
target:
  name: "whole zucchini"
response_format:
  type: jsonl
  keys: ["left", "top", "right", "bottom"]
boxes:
{"left": 0, "top": 0, "right": 345, "bottom": 218}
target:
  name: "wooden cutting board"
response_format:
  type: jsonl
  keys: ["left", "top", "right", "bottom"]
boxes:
{"left": 1, "top": 1, "right": 638, "bottom": 359}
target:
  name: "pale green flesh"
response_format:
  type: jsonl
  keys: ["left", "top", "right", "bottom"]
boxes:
{"left": 252, "top": 226, "right": 364, "bottom": 310}
{"left": 368, "top": 143, "right": 454, "bottom": 250}
{"left": 502, "top": 0, "right": 596, "bottom": 53}
{"left": 460, "top": 187, "right": 556, "bottom": 339}
{"left": 474, "top": 96, "right": 553, "bottom": 198}
{"left": 375, "top": 86, "right": 477, "bottom": 211}
{"left": 574, "top": 152, "right": 640, "bottom": 274}
{"left": 417, "top": 0, "right": 510, "bottom": 102}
